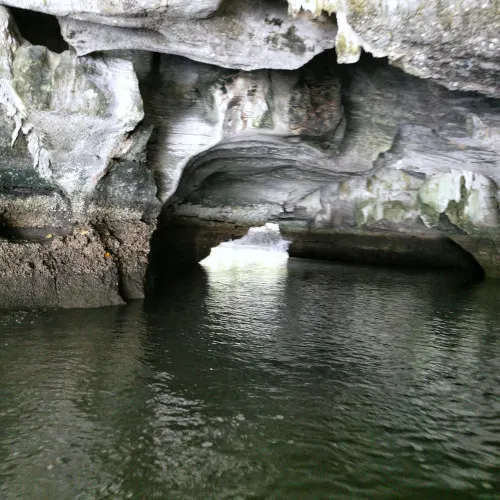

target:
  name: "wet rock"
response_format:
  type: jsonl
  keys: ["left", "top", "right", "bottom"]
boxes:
{"left": 0, "top": 227, "right": 124, "bottom": 309}
{"left": 0, "top": 220, "right": 156, "bottom": 308}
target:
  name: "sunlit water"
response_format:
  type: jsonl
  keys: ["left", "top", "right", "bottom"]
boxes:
{"left": 1, "top": 259, "right": 500, "bottom": 499}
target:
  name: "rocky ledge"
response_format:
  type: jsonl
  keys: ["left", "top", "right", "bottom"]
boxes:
{"left": 0, "top": 1, "right": 498, "bottom": 308}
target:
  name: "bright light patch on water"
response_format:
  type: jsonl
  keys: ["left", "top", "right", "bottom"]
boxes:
{"left": 199, "top": 223, "right": 290, "bottom": 270}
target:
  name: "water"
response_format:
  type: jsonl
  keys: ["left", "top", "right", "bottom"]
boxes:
{"left": 1, "top": 259, "right": 499, "bottom": 499}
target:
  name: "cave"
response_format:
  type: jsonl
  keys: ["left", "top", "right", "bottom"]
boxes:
{"left": 8, "top": 6, "right": 68, "bottom": 53}
{"left": 0, "top": 0, "right": 497, "bottom": 309}
{"left": 0, "top": 2, "right": 500, "bottom": 496}
{"left": 144, "top": 51, "right": 494, "bottom": 284}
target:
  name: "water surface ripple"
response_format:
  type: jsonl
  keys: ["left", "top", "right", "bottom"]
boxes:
{"left": 0, "top": 259, "right": 499, "bottom": 499}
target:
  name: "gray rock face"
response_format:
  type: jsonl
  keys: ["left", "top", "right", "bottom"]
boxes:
{"left": 0, "top": 7, "right": 159, "bottom": 307}
{"left": 0, "top": 6, "right": 153, "bottom": 223}
{"left": 140, "top": 52, "right": 344, "bottom": 208}
{"left": 1, "top": 0, "right": 337, "bottom": 70}
{"left": 163, "top": 56, "right": 499, "bottom": 216}
{"left": 0, "top": 6, "right": 161, "bottom": 226}
{"left": 2, "top": 0, "right": 497, "bottom": 95}
{"left": 288, "top": 0, "right": 500, "bottom": 97}
{"left": 0, "top": 0, "right": 224, "bottom": 22}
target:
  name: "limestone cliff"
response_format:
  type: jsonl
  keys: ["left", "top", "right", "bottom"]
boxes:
{"left": 0, "top": 1, "right": 498, "bottom": 308}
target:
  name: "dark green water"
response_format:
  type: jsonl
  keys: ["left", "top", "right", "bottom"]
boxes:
{"left": 1, "top": 259, "right": 499, "bottom": 499}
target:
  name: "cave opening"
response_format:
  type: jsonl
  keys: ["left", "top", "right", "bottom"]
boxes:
{"left": 8, "top": 6, "right": 69, "bottom": 53}
{"left": 199, "top": 223, "right": 290, "bottom": 269}
{"left": 135, "top": 49, "right": 491, "bottom": 289}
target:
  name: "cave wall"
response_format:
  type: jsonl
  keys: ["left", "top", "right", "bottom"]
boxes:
{"left": 0, "top": 1, "right": 498, "bottom": 308}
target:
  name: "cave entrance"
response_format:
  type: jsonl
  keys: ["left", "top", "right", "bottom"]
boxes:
{"left": 8, "top": 6, "right": 69, "bottom": 53}
{"left": 199, "top": 223, "right": 290, "bottom": 270}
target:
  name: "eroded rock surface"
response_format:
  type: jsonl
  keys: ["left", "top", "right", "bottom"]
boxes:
{"left": 139, "top": 52, "right": 344, "bottom": 207}
{"left": 288, "top": 0, "right": 500, "bottom": 97}
{"left": 2, "top": 0, "right": 498, "bottom": 96}
{"left": 0, "top": 6, "right": 152, "bottom": 220}
{"left": 0, "top": 6, "right": 159, "bottom": 307}
{"left": 0, "top": 0, "right": 337, "bottom": 70}
{"left": 0, "top": 221, "right": 155, "bottom": 308}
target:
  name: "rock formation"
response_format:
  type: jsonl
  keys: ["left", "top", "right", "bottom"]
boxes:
{"left": 155, "top": 54, "right": 499, "bottom": 277}
{"left": 287, "top": 0, "right": 500, "bottom": 97}
{"left": 0, "top": 1, "right": 498, "bottom": 308}
{"left": 1, "top": 0, "right": 337, "bottom": 70}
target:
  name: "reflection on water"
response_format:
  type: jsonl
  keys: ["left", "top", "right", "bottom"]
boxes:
{"left": 0, "top": 260, "right": 499, "bottom": 499}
